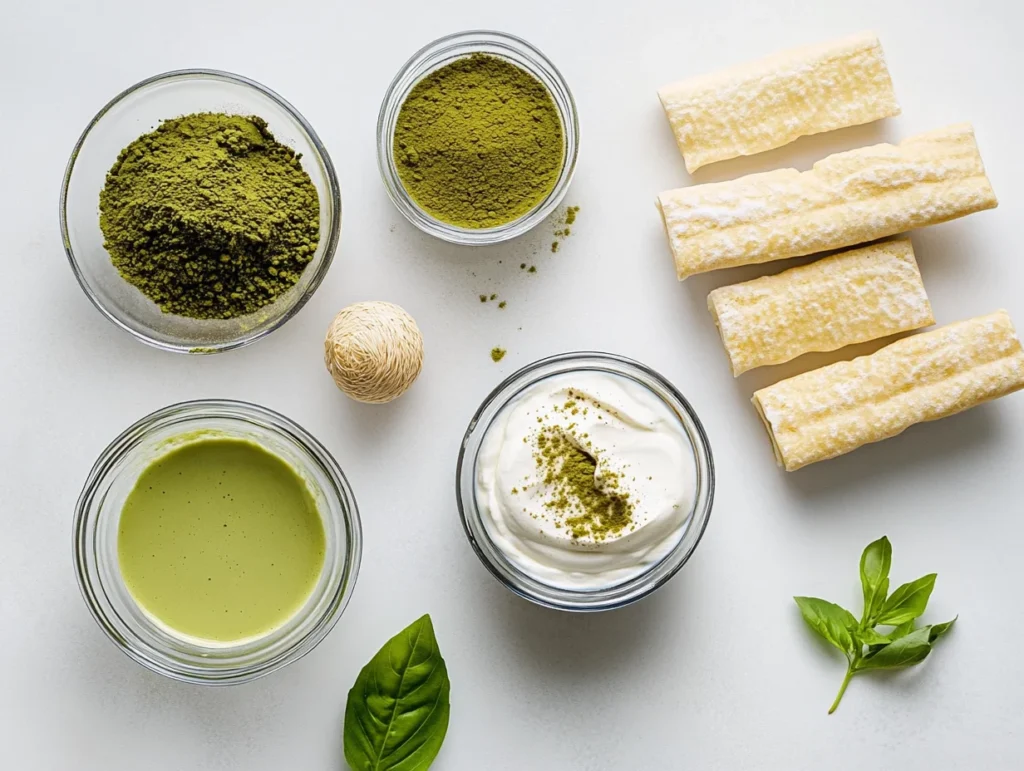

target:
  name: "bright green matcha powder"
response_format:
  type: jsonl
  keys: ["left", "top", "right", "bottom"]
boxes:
{"left": 117, "top": 436, "right": 325, "bottom": 643}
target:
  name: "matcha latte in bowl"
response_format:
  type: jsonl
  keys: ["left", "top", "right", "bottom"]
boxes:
{"left": 74, "top": 400, "right": 361, "bottom": 684}
{"left": 377, "top": 30, "right": 579, "bottom": 245}
{"left": 457, "top": 353, "right": 715, "bottom": 611}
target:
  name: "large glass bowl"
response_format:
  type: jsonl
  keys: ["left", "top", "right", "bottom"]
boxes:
{"left": 74, "top": 400, "right": 362, "bottom": 684}
{"left": 60, "top": 69, "right": 342, "bottom": 354}
{"left": 377, "top": 30, "right": 579, "bottom": 245}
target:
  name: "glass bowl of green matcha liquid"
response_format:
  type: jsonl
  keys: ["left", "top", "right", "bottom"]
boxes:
{"left": 377, "top": 31, "right": 579, "bottom": 245}
{"left": 61, "top": 70, "right": 341, "bottom": 353}
{"left": 74, "top": 400, "right": 361, "bottom": 684}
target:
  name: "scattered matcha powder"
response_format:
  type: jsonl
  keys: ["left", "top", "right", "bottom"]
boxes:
{"left": 491, "top": 347, "right": 507, "bottom": 362}
{"left": 478, "top": 293, "right": 506, "bottom": 308}
{"left": 549, "top": 205, "right": 580, "bottom": 254}
{"left": 471, "top": 204, "right": 581, "bottom": 314}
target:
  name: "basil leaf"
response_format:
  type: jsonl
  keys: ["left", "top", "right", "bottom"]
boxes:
{"left": 794, "top": 597, "right": 857, "bottom": 656}
{"left": 877, "top": 574, "right": 937, "bottom": 626}
{"left": 859, "top": 536, "right": 892, "bottom": 624}
{"left": 861, "top": 619, "right": 916, "bottom": 646}
{"left": 864, "top": 621, "right": 916, "bottom": 656}
{"left": 858, "top": 627, "right": 932, "bottom": 670}
{"left": 856, "top": 628, "right": 893, "bottom": 646}
{"left": 344, "top": 615, "right": 451, "bottom": 771}
{"left": 928, "top": 616, "right": 957, "bottom": 643}
{"left": 890, "top": 620, "right": 916, "bottom": 640}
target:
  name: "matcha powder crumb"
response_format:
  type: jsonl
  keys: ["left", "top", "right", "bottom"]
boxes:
{"left": 534, "top": 427, "right": 633, "bottom": 541}
{"left": 491, "top": 347, "right": 507, "bottom": 362}
{"left": 393, "top": 53, "right": 564, "bottom": 229}
{"left": 99, "top": 112, "right": 320, "bottom": 319}
{"left": 550, "top": 205, "right": 580, "bottom": 252}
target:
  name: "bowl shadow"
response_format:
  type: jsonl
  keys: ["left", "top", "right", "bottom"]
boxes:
{"left": 470, "top": 568, "right": 688, "bottom": 686}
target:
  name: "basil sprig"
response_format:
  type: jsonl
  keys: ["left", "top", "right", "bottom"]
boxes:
{"left": 344, "top": 615, "right": 451, "bottom": 770}
{"left": 795, "top": 536, "right": 957, "bottom": 713}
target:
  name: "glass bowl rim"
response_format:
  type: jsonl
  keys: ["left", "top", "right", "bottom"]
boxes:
{"left": 73, "top": 398, "right": 363, "bottom": 684}
{"left": 59, "top": 67, "right": 343, "bottom": 355}
{"left": 455, "top": 351, "right": 715, "bottom": 612}
{"left": 376, "top": 29, "right": 580, "bottom": 245}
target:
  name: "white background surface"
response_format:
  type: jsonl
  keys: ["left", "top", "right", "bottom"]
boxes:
{"left": 1, "top": 1, "right": 1022, "bottom": 768}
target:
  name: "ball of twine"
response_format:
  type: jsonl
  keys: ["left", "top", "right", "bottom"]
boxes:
{"left": 324, "top": 301, "right": 424, "bottom": 404}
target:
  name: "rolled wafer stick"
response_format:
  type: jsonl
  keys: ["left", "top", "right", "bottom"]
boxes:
{"left": 659, "top": 32, "right": 900, "bottom": 173}
{"left": 708, "top": 239, "right": 933, "bottom": 376}
{"left": 752, "top": 311, "right": 1024, "bottom": 471}
{"left": 657, "top": 123, "right": 998, "bottom": 280}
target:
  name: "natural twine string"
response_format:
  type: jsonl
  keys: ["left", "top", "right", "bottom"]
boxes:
{"left": 324, "top": 301, "right": 424, "bottom": 404}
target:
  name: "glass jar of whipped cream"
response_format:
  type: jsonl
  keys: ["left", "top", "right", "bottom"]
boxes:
{"left": 456, "top": 353, "right": 714, "bottom": 611}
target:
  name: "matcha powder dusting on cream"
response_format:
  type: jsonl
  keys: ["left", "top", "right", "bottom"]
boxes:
{"left": 534, "top": 411, "right": 634, "bottom": 541}
{"left": 99, "top": 113, "right": 320, "bottom": 319}
{"left": 394, "top": 54, "right": 564, "bottom": 228}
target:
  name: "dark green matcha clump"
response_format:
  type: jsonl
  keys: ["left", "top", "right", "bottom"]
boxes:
{"left": 99, "top": 112, "right": 320, "bottom": 319}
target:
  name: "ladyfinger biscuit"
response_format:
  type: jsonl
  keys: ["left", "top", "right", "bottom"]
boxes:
{"left": 708, "top": 240, "right": 933, "bottom": 376}
{"left": 659, "top": 32, "right": 900, "bottom": 173}
{"left": 657, "top": 123, "right": 998, "bottom": 280}
{"left": 752, "top": 311, "right": 1024, "bottom": 471}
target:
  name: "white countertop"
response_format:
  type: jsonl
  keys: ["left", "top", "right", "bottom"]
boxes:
{"left": 2, "top": 0, "right": 1022, "bottom": 768}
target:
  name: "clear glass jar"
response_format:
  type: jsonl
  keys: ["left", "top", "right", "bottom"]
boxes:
{"left": 74, "top": 400, "right": 361, "bottom": 684}
{"left": 60, "top": 69, "right": 342, "bottom": 354}
{"left": 377, "top": 30, "right": 580, "bottom": 245}
{"left": 456, "top": 353, "right": 715, "bottom": 611}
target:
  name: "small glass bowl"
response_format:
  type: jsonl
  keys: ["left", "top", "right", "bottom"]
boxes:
{"left": 74, "top": 400, "right": 361, "bottom": 685}
{"left": 456, "top": 352, "right": 715, "bottom": 612}
{"left": 60, "top": 69, "right": 342, "bottom": 354}
{"left": 377, "top": 30, "right": 580, "bottom": 245}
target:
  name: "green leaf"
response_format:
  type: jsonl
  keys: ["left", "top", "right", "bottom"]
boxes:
{"left": 858, "top": 627, "right": 932, "bottom": 670}
{"left": 856, "top": 628, "right": 894, "bottom": 646}
{"left": 890, "top": 620, "right": 916, "bottom": 640}
{"left": 877, "top": 574, "right": 937, "bottom": 626}
{"left": 859, "top": 536, "right": 892, "bottom": 624}
{"left": 794, "top": 597, "right": 857, "bottom": 656}
{"left": 859, "top": 619, "right": 916, "bottom": 649}
{"left": 875, "top": 617, "right": 955, "bottom": 651}
{"left": 344, "top": 615, "right": 451, "bottom": 771}
{"left": 928, "top": 616, "right": 957, "bottom": 643}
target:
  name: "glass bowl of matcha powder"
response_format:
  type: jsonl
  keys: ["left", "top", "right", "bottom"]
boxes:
{"left": 377, "top": 30, "right": 580, "bottom": 245}
{"left": 61, "top": 69, "right": 341, "bottom": 353}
